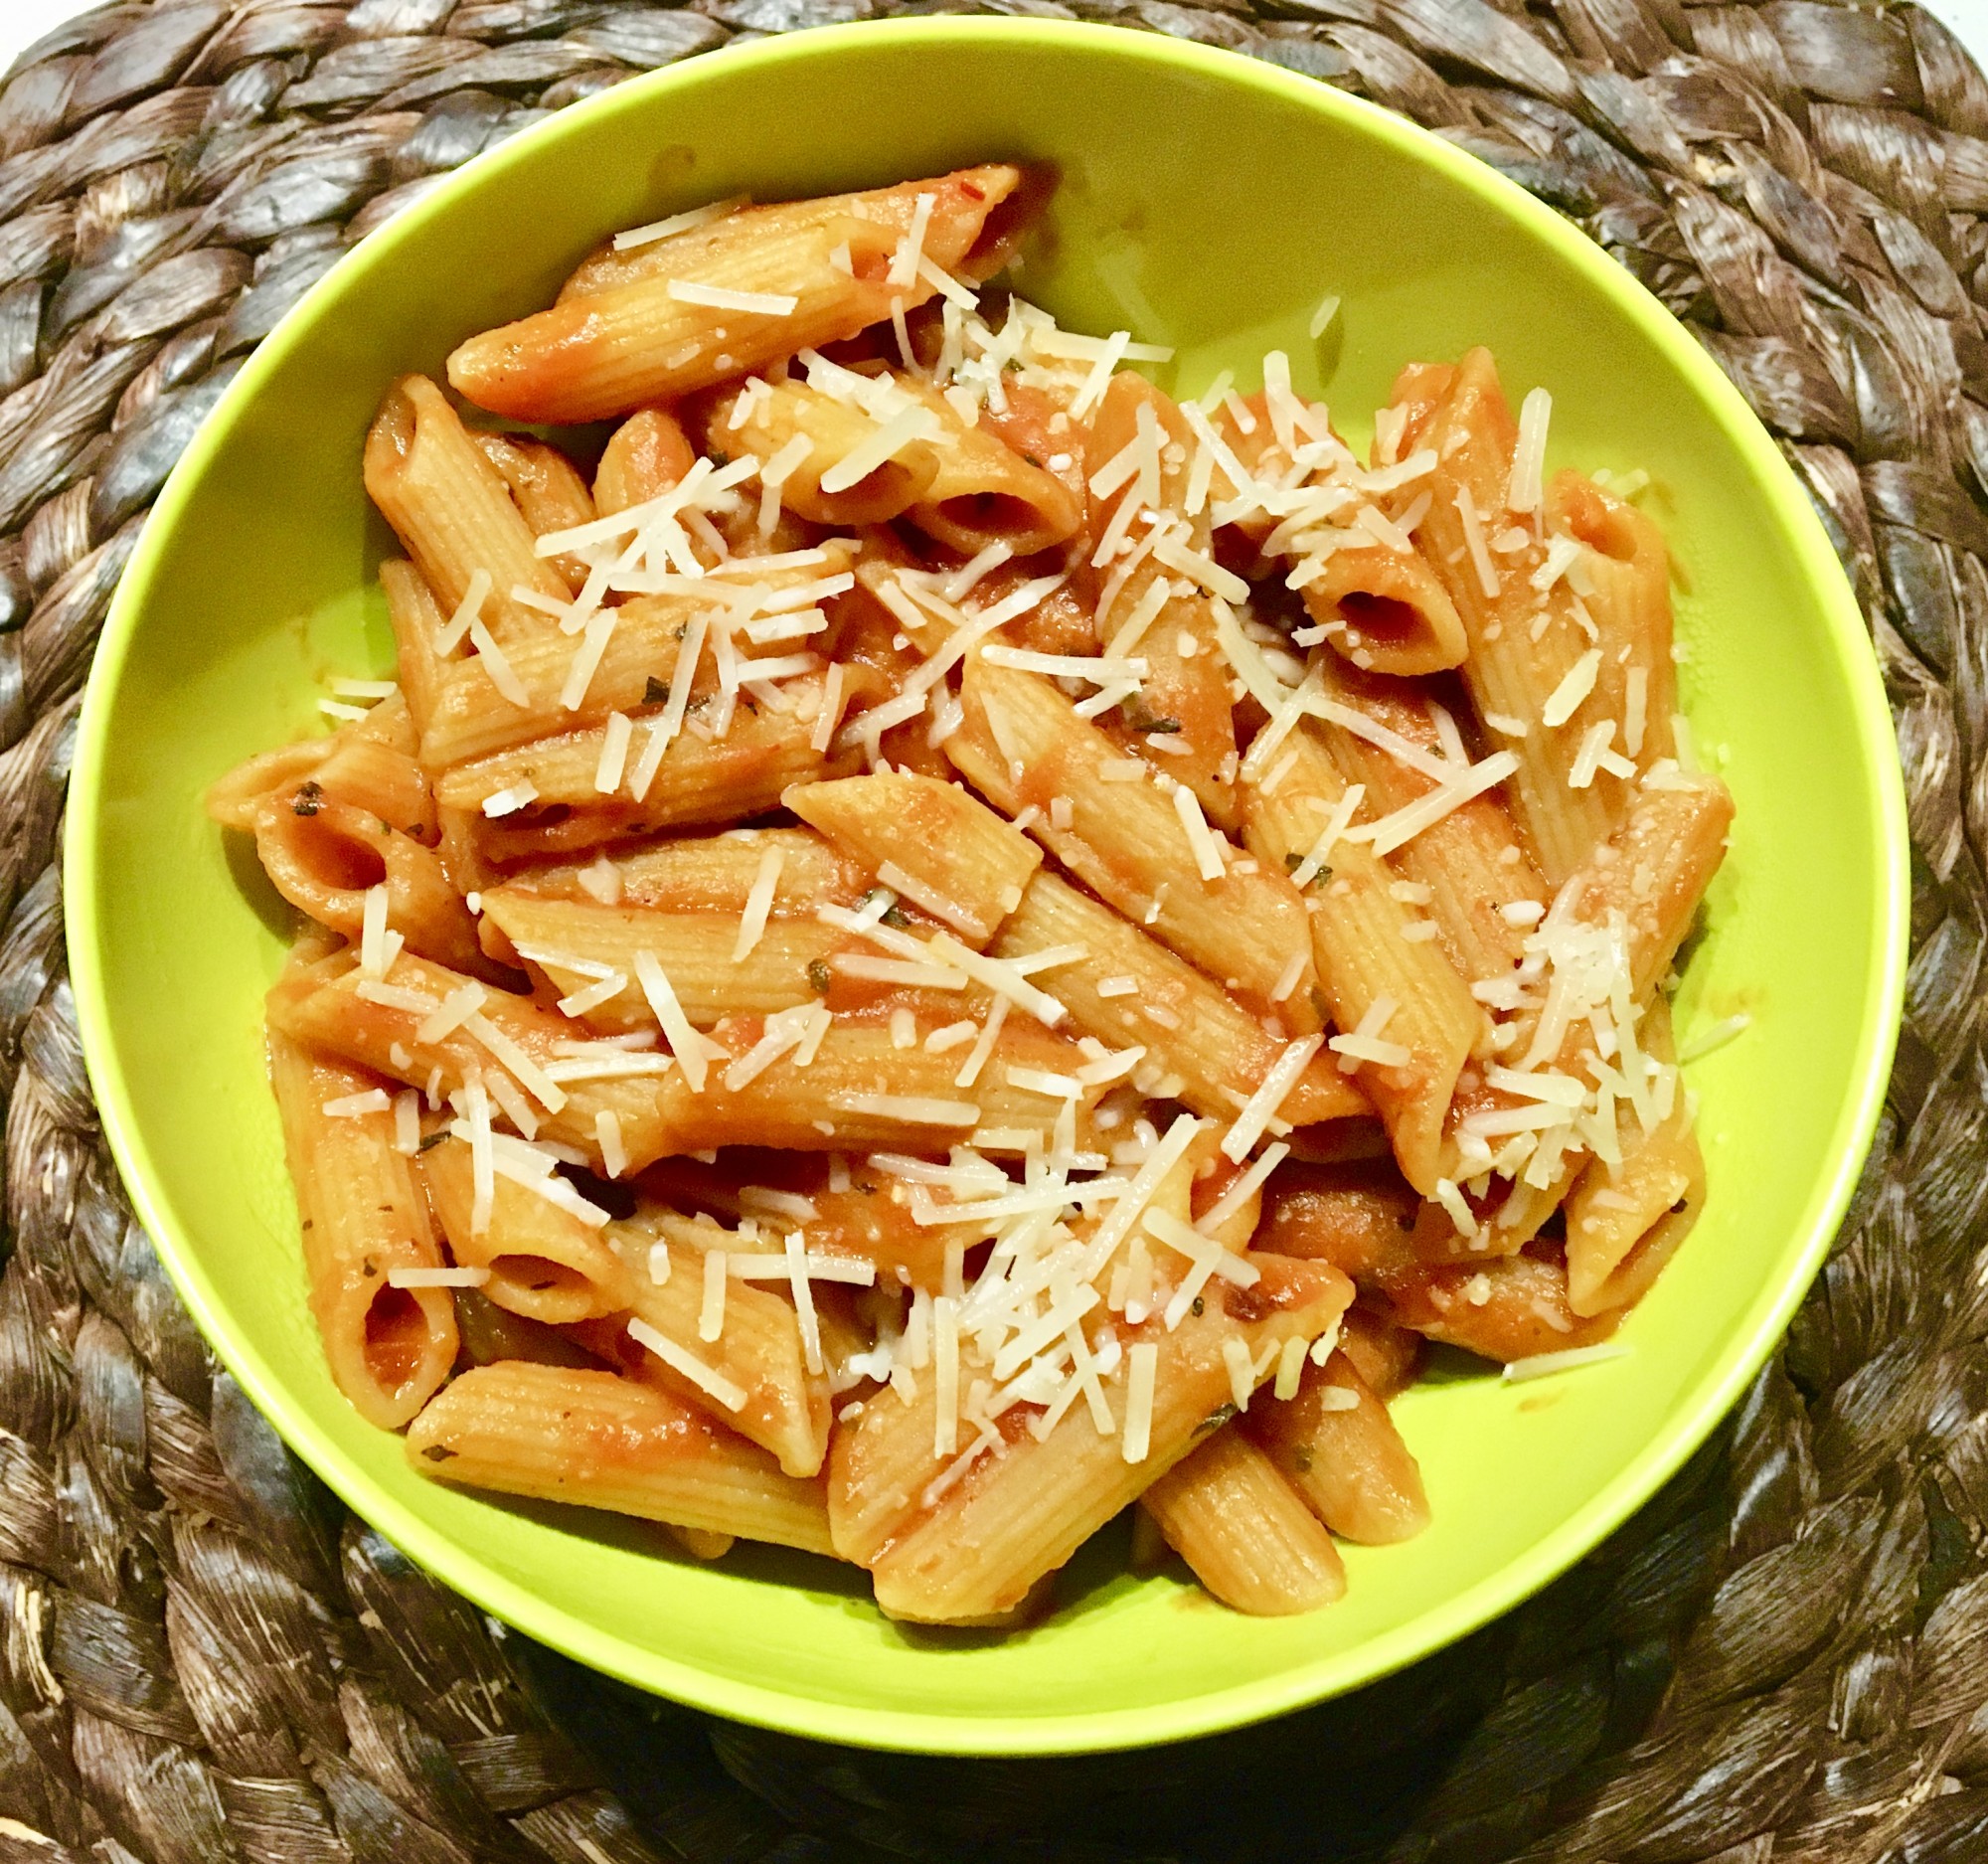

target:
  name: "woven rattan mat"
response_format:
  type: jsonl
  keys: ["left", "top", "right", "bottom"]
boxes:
{"left": 0, "top": 0, "right": 1978, "bottom": 1857}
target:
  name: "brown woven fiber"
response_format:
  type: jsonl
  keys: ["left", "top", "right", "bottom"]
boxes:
{"left": 0, "top": 0, "right": 1979, "bottom": 1856}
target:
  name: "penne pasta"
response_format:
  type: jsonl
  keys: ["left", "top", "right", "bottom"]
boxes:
{"left": 450, "top": 168, "right": 1034, "bottom": 422}
{"left": 379, "top": 561, "right": 448, "bottom": 745}
{"left": 993, "top": 871, "right": 1363, "bottom": 1124}
{"left": 265, "top": 948, "right": 678, "bottom": 1172}
{"left": 652, "top": 1007, "right": 1104, "bottom": 1154}
{"left": 251, "top": 793, "right": 487, "bottom": 977}
{"left": 1377, "top": 1250, "right": 1620, "bottom": 1363}
{"left": 1242, "top": 730, "right": 1481, "bottom": 1194}
{"left": 268, "top": 1030, "right": 457, "bottom": 1429}
{"left": 436, "top": 689, "right": 860, "bottom": 860}
{"left": 420, "top": 1136, "right": 634, "bottom": 1324}
{"left": 408, "top": 1361, "right": 834, "bottom": 1555}
{"left": 899, "top": 375, "right": 1082, "bottom": 558}
{"left": 702, "top": 376, "right": 940, "bottom": 526}
{"left": 362, "top": 375, "right": 574, "bottom": 644}
{"left": 587, "top": 1208, "right": 831, "bottom": 1478}
{"left": 1141, "top": 1425, "right": 1347, "bottom": 1613}
{"left": 1562, "top": 999, "right": 1703, "bottom": 1316}
{"left": 784, "top": 769, "right": 1041, "bottom": 946}
{"left": 229, "top": 167, "right": 1731, "bottom": 1619}
{"left": 474, "top": 430, "right": 598, "bottom": 593}
{"left": 1243, "top": 1349, "right": 1429, "bottom": 1544}
{"left": 594, "top": 406, "right": 697, "bottom": 515}
{"left": 1082, "top": 373, "right": 1241, "bottom": 826}
{"left": 949, "top": 654, "right": 1318, "bottom": 1022}
{"left": 480, "top": 889, "right": 848, "bottom": 1027}
{"left": 856, "top": 1254, "right": 1352, "bottom": 1621}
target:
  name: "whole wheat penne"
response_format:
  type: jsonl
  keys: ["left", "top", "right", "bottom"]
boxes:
{"left": 1244, "top": 1350, "right": 1428, "bottom": 1544}
{"left": 420, "top": 1136, "right": 634, "bottom": 1324}
{"left": 1243, "top": 731, "right": 1482, "bottom": 1194}
{"left": 268, "top": 1030, "right": 457, "bottom": 1429}
{"left": 992, "top": 872, "right": 1363, "bottom": 1124}
{"left": 784, "top": 770, "right": 1040, "bottom": 946}
{"left": 449, "top": 169, "right": 1032, "bottom": 423}
{"left": 1141, "top": 1424, "right": 1346, "bottom": 1613}
{"left": 363, "top": 376, "right": 573, "bottom": 644}
{"left": 407, "top": 1361, "right": 834, "bottom": 1555}
{"left": 949, "top": 655, "right": 1318, "bottom": 1022}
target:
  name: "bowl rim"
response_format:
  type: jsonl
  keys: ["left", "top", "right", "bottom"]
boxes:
{"left": 66, "top": 14, "right": 1910, "bottom": 1756}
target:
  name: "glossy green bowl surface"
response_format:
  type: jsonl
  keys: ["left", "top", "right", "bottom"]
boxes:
{"left": 67, "top": 19, "right": 1907, "bottom": 1754}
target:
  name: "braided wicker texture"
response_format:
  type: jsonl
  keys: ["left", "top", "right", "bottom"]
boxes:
{"left": 0, "top": 0, "right": 1978, "bottom": 1857}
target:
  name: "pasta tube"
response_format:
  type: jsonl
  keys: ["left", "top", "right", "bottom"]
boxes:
{"left": 1243, "top": 1349, "right": 1429, "bottom": 1544}
{"left": 362, "top": 375, "right": 573, "bottom": 643}
{"left": 407, "top": 1361, "right": 834, "bottom": 1555}
{"left": 856, "top": 1254, "right": 1352, "bottom": 1621}
{"left": 949, "top": 655, "right": 1318, "bottom": 1023}
{"left": 1243, "top": 730, "right": 1482, "bottom": 1194}
{"left": 449, "top": 168, "right": 1033, "bottom": 422}
{"left": 1141, "top": 1425, "right": 1347, "bottom": 1613}
{"left": 268, "top": 1030, "right": 457, "bottom": 1429}
{"left": 420, "top": 1137, "right": 634, "bottom": 1324}
{"left": 992, "top": 872, "right": 1364, "bottom": 1124}
{"left": 784, "top": 770, "right": 1041, "bottom": 947}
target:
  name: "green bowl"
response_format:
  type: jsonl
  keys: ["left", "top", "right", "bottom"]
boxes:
{"left": 67, "top": 18, "right": 1908, "bottom": 1754}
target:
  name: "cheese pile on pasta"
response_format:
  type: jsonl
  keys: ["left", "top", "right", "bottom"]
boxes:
{"left": 210, "top": 166, "right": 1733, "bottom": 1622}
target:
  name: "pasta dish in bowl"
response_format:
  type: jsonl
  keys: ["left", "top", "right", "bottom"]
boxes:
{"left": 69, "top": 20, "right": 1905, "bottom": 1750}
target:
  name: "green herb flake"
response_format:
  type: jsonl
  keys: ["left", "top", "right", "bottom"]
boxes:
{"left": 1120, "top": 694, "right": 1183, "bottom": 735}
{"left": 807, "top": 958, "right": 833, "bottom": 994}
{"left": 644, "top": 676, "right": 671, "bottom": 706}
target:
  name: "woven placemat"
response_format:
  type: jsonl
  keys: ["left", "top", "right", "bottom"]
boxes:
{"left": 0, "top": 0, "right": 1976, "bottom": 1857}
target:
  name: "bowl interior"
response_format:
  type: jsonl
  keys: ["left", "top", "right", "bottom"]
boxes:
{"left": 68, "top": 19, "right": 1905, "bottom": 1754}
